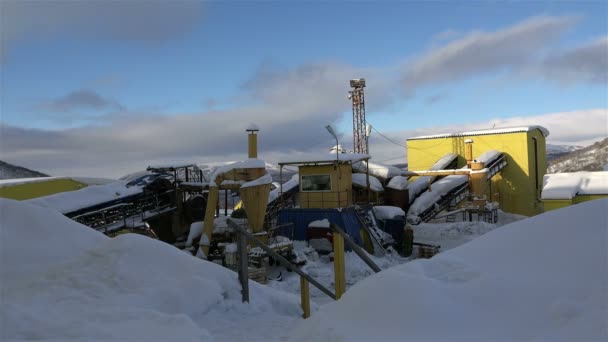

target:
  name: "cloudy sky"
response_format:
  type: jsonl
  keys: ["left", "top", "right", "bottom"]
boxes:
{"left": 1, "top": 1, "right": 606, "bottom": 178}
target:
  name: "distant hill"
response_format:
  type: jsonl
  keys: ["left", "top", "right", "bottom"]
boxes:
{"left": 546, "top": 144, "right": 583, "bottom": 162}
{"left": 548, "top": 138, "right": 608, "bottom": 173}
{"left": 0, "top": 160, "right": 49, "bottom": 180}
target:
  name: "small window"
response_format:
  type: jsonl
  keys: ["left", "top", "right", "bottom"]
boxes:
{"left": 301, "top": 174, "right": 332, "bottom": 192}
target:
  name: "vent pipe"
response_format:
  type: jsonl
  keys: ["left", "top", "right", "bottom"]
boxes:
{"left": 246, "top": 124, "right": 259, "bottom": 159}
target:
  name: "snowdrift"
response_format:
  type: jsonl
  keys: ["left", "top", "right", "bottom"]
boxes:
{"left": 0, "top": 199, "right": 301, "bottom": 341}
{"left": 293, "top": 199, "right": 608, "bottom": 341}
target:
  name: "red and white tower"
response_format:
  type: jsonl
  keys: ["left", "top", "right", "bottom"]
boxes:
{"left": 348, "top": 78, "right": 368, "bottom": 154}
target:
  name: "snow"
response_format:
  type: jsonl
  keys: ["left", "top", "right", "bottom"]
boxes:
{"left": 352, "top": 173, "right": 384, "bottom": 192}
{"left": 25, "top": 180, "right": 143, "bottom": 214}
{"left": 475, "top": 149, "right": 502, "bottom": 164}
{"left": 408, "top": 175, "right": 469, "bottom": 218}
{"left": 279, "top": 153, "right": 370, "bottom": 165}
{"left": 309, "top": 219, "right": 331, "bottom": 228}
{"left": 387, "top": 175, "right": 408, "bottom": 190}
{"left": 268, "top": 174, "right": 299, "bottom": 203}
{"left": 373, "top": 206, "right": 405, "bottom": 220}
{"left": 352, "top": 160, "right": 403, "bottom": 179}
{"left": 0, "top": 198, "right": 302, "bottom": 341}
{"left": 293, "top": 199, "right": 608, "bottom": 341}
{"left": 542, "top": 172, "right": 608, "bottom": 199}
{"left": 408, "top": 153, "right": 459, "bottom": 203}
{"left": 209, "top": 159, "right": 266, "bottom": 186}
{"left": 408, "top": 125, "right": 550, "bottom": 140}
{"left": 241, "top": 173, "right": 273, "bottom": 188}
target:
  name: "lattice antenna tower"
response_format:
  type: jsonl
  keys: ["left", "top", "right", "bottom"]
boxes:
{"left": 348, "top": 78, "right": 367, "bottom": 154}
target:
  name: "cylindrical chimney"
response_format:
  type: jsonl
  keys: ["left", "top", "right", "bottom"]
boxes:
{"left": 465, "top": 139, "right": 474, "bottom": 168}
{"left": 246, "top": 124, "right": 259, "bottom": 159}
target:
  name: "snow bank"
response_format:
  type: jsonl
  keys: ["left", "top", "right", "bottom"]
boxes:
{"left": 352, "top": 160, "right": 403, "bottom": 179}
{"left": 25, "top": 180, "right": 143, "bottom": 214}
{"left": 542, "top": 172, "right": 608, "bottom": 200}
{"left": 352, "top": 173, "right": 384, "bottom": 192}
{"left": 373, "top": 206, "right": 405, "bottom": 221}
{"left": 293, "top": 199, "right": 608, "bottom": 341}
{"left": 0, "top": 199, "right": 302, "bottom": 341}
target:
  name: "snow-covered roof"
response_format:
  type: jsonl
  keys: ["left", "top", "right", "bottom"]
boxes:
{"left": 542, "top": 172, "right": 608, "bottom": 200}
{"left": 352, "top": 173, "right": 384, "bottom": 192}
{"left": 279, "top": 153, "right": 370, "bottom": 166}
{"left": 373, "top": 206, "right": 405, "bottom": 220}
{"left": 209, "top": 159, "right": 266, "bottom": 186}
{"left": 407, "top": 126, "right": 550, "bottom": 141}
{"left": 25, "top": 180, "right": 143, "bottom": 214}
{"left": 352, "top": 160, "right": 404, "bottom": 179}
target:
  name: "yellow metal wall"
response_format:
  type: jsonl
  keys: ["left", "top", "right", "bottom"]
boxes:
{"left": 299, "top": 164, "right": 352, "bottom": 208}
{"left": 0, "top": 178, "right": 87, "bottom": 200}
{"left": 407, "top": 130, "right": 547, "bottom": 216}
{"left": 542, "top": 195, "right": 607, "bottom": 212}
{"left": 542, "top": 199, "right": 573, "bottom": 212}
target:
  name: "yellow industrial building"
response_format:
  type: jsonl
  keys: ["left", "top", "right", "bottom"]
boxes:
{"left": 407, "top": 126, "right": 548, "bottom": 216}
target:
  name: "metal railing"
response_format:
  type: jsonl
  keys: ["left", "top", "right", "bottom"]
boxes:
{"left": 228, "top": 218, "right": 379, "bottom": 318}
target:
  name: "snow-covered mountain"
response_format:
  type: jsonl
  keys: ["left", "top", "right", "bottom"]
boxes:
{"left": 0, "top": 160, "right": 49, "bottom": 180}
{"left": 548, "top": 138, "right": 608, "bottom": 173}
{"left": 546, "top": 144, "right": 583, "bottom": 161}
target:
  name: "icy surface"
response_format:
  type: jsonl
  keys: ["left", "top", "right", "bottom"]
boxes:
{"left": 373, "top": 206, "right": 405, "bottom": 220}
{"left": 0, "top": 199, "right": 302, "bottom": 341}
{"left": 25, "top": 180, "right": 143, "bottom": 214}
{"left": 387, "top": 176, "right": 408, "bottom": 190}
{"left": 352, "top": 173, "right": 384, "bottom": 192}
{"left": 352, "top": 160, "right": 403, "bottom": 179}
{"left": 542, "top": 172, "right": 608, "bottom": 199}
{"left": 408, "top": 125, "right": 550, "bottom": 140}
{"left": 293, "top": 199, "right": 608, "bottom": 341}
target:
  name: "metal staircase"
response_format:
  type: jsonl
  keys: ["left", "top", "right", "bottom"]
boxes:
{"left": 353, "top": 205, "right": 393, "bottom": 256}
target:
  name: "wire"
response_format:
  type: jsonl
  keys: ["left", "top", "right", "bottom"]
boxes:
{"left": 369, "top": 124, "right": 407, "bottom": 148}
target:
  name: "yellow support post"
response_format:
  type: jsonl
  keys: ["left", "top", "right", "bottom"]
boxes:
{"left": 300, "top": 276, "right": 310, "bottom": 319}
{"left": 333, "top": 232, "right": 346, "bottom": 300}
{"left": 201, "top": 187, "right": 219, "bottom": 258}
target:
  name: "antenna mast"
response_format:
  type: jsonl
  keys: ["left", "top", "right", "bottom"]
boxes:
{"left": 348, "top": 78, "right": 367, "bottom": 154}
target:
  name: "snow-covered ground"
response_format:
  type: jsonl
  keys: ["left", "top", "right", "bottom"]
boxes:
{"left": 0, "top": 199, "right": 302, "bottom": 341}
{"left": 3, "top": 191, "right": 606, "bottom": 341}
{"left": 292, "top": 199, "right": 608, "bottom": 341}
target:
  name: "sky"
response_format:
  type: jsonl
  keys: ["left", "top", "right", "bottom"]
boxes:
{"left": 0, "top": 1, "right": 607, "bottom": 178}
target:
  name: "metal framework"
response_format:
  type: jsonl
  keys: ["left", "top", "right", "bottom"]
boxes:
{"left": 348, "top": 78, "right": 367, "bottom": 154}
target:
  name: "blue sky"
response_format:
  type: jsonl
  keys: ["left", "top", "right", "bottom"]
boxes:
{"left": 0, "top": 1, "right": 606, "bottom": 177}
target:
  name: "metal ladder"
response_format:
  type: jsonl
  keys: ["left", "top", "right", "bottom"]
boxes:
{"left": 353, "top": 205, "right": 390, "bottom": 256}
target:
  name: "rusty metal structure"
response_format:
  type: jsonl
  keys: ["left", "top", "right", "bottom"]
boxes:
{"left": 348, "top": 78, "right": 367, "bottom": 154}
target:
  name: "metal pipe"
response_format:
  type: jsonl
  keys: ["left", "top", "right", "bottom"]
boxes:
{"left": 403, "top": 169, "right": 471, "bottom": 177}
{"left": 465, "top": 139, "right": 474, "bottom": 168}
